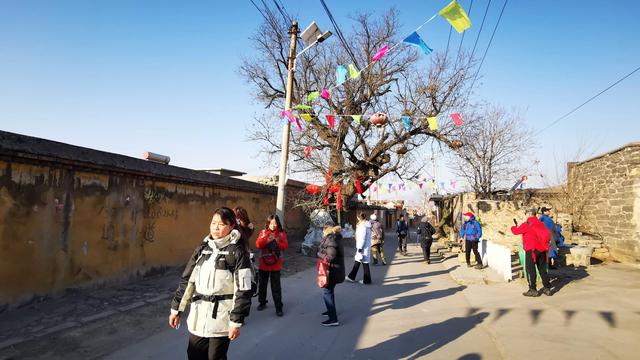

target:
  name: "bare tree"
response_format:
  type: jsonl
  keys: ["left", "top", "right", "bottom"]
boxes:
{"left": 240, "top": 6, "right": 478, "bottom": 210}
{"left": 449, "top": 105, "right": 530, "bottom": 196}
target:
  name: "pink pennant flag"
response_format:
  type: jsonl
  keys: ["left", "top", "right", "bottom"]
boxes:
{"left": 326, "top": 114, "right": 335, "bottom": 129}
{"left": 304, "top": 146, "right": 312, "bottom": 158}
{"left": 372, "top": 44, "right": 389, "bottom": 62}
{"left": 281, "top": 110, "right": 294, "bottom": 122}
{"left": 451, "top": 113, "right": 464, "bottom": 125}
{"left": 321, "top": 89, "right": 330, "bottom": 100}
{"left": 295, "top": 117, "right": 303, "bottom": 131}
{"left": 419, "top": 183, "right": 424, "bottom": 189}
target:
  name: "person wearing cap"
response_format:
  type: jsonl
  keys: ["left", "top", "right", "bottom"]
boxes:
{"left": 538, "top": 206, "right": 560, "bottom": 268}
{"left": 459, "top": 212, "right": 483, "bottom": 269}
{"left": 369, "top": 214, "right": 386, "bottom": 265}
{"left": 511, "top": 208, "right": 552, "bottom": 297}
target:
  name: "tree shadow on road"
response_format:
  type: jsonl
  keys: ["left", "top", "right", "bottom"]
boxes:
{"left": 370, "top": 285, "right": 467, "bottom": 316}
{"left": 352, "top": 312, "right": 490, "bottom": 360}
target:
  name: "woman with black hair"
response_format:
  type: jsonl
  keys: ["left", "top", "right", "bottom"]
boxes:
{"left": 255, "top": 214, "right": 288, "bottom": 316}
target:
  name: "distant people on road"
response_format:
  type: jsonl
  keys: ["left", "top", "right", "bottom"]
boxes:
{"left": 396, "top": 214, "right": 409, "bottom": 256}
{"left": 417, "top": 216, "right": 437, "bottom": 264}
{"left": 317, "top": 225, "right": 345, "bottom": 327}
{"left": 538, "top": 206, "right": 561, "bottom": 268}
{"left": 369, "top": 214, "right": 386, "bottom": 265}
{"left": 346, "top": 213, "right": 372, "bottom": 284}
{"left": 255, "top": 214, "right": 289, "bottom": 316}
{"left": 169, "top": 207, "right": 253, "bottom": 360}
{"left": 511, "top": 208, "right": 553, "bottom": 297}
{"left": 460, "top": 212, "right": 483, "bottom": 269}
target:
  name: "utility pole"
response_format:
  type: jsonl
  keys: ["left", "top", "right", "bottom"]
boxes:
{"left": 275, "top": 21, "right": 299, "bottom": 226}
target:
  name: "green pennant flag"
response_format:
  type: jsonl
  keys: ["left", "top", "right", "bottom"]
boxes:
{"left": 352, "top": 115, "right": 362, "bottom": 125}
{"left": 348, "top": 64, "right": 360, "bottom": 79}
{"left": 293, "top": 104, "right": 312, "bottom": 111}
{"left": 307, "top": 91, "right": 320, "bottom": 102}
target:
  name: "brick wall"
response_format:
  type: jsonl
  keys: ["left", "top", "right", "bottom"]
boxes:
{"left": 568, "top": 143, "right": 640, "bottom": 263}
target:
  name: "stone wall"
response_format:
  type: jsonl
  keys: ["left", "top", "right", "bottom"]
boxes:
{"left": 568, "top": 143, "right": 640, "bottom": 263}
{"left": 0, "top": 131, "right": 279, "bottom": 306}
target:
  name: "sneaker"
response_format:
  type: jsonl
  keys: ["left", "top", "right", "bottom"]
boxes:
{"left": 466, "top": 263, "right": 473, "bottom": 268}
{"left": 427, "top": 260, "right": 431, "bottom": 264}
{"left": 381, "top": 262, "right": 387, "bottom": 266}
{"left": 357, "top": 280, "right": 364, "bottom": 284}
{"left": 321, "top": 319, "right": 340, "bottom": 327}
{"left": 522, "top": 289, "right": 540, "bottom": 297}
{"left": 475, "top": 264, "right": 483, "bottom": 269}
{"left": 257, "top": 303, "right": 266, "bottom": 311}
{"left": 542, "top": 287, "right": 552, "bottom": 296}
{"left": 345, "top": 276, "right": 355, "bottom": 283}
{"left": 276, "top": 310, "right": 283, "bottom": 317}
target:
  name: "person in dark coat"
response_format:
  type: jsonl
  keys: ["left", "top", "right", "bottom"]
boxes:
{"left": 416, "top": 216, "right": 437, "bottom": 264}
{"left": 317, "top": 225, "right": 345, "bottom": 327}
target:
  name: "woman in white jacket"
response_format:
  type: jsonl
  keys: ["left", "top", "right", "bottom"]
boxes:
{"left": 345, "top": 213, "right": 372, "bottom": 284}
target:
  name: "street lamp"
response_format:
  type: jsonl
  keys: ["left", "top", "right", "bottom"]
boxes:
{"left": 275, "top": 21, "right": 332, "bottom": 226}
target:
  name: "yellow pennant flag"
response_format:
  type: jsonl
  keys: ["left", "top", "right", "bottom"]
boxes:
{"left": 300, "top": 114, "right": 312, "bottom": 121}
{"left": 427, "top": 116, "right": 439, "bottom": 130}
{"left": 348, "top": 64, "right": 360, "bottom": 79}
{"left": 439, "top": 1, "right": 472, "bottom": 33}
{"left": 352, "top": 115, "right": 362, "bottom": 125}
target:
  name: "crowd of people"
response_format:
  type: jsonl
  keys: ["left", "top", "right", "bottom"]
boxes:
{"left": 167, "top": 205, "right": 564, "bottom": 359}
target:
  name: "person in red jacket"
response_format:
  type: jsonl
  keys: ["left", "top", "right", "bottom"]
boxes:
{"left": 511, "top": 208, "right": 552, "bottom": 297}
{"left": 255, "top": 214, "right": 288, "bottom": 316}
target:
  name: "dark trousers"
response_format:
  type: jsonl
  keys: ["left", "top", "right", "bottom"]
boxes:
{"left": 525, "top": 250, "right": 551, "bottom": 290}
{"left": 465, "top": 241, "right": 482, "bottom": 265}
{"left": 371, "top": 244, "right": 385, "bottom": 264}
{"left": 322, "top": 283, "right": 338, "bottom": 322}
{"left": 187, "top": 333, "right": 230, "bottom": 360}
{"left": 258, "top": 270, "right": 283, "bottom": 310}
{"left": 347, "top": 261, "right": 371, "bottom": 284}
{"left": 398, "top": 235, "right": 407, "bottom": 253}
{"left": 421, "top": 239, "right": 433, "bottom": 261}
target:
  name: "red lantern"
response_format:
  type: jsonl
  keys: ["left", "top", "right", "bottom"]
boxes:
{"left": 369, "top": 113, "right": 388, "bottom": 128}
{"left": 306, "top": 184, "right": 322, "bottom": 195}
{"left": 328, "top": 183, "right": 341, "bottom": 193}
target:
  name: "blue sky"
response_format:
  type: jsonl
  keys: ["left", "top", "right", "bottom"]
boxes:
{"left": 1, "top": 0, "right": 639, "bottom": 194}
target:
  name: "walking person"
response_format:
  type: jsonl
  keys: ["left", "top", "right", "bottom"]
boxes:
{"left": 317, "top": 225, "right": 345, "bottom": 327}
{"left": 169, "top": 207, "right": 253, "bottom": 360}
{"left": 369, "top": 214, "right": 386, "bottom": 265}
{"left": 416, "top": 216, "right": 436, "bottom": 264}
{"left": 511, "top": 208, "right": 553, "bottom": 297}
{"left": 459, "top": 212, "right": 483, "bottom": 269}
{"left": 396, "top": 214, "right": 409, "bottom": 256}
{"left": 346, "top": 213, "right": 372, "bottom": 284}
{"left": 255, "top": 215, "right": 288, "bottom": 316}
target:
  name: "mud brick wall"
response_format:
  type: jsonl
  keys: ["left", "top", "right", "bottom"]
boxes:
{"left": 568, "top": 143, "right": 640, "bottom": 263}
{"left": 0, "top": 131, "right": 278, "bottom": 306}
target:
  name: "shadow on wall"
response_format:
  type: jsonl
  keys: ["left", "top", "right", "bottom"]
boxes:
{"left": 352, "top": 312, "right": 490, "bottom": 359}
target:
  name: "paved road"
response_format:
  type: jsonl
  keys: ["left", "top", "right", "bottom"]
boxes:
{"left": 105, "top": 236, "right": 640, "bottom": 359}
{"left": 105, "top": 239, "right": 504, "bottom": 360}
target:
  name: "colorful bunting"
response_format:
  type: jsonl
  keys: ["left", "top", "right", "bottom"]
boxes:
{"left": 326, "top": 114, "right": 335, "bottom": 129}
{"left": 300, "top": 114, "right": 312, "bottom": 121}
{"left": 348, "top": 64, "right": 360, "bottom": 79}
{"left": 439, "top": 0, "right": 472, "bottom": 33}
{"left": 356, "top": 179, "right": 363, "bottom": 194}
{"left": 293, "top": 104, "right": 312, "bottom": 111}
{"left": 294, "top": 117, "right": 303, "bottom": 131}
{"left": 304, "top": 146, "right": 312, "bottom": 158}
{"left": 403, "top": 32, "right": 433, "bottom": 55}
{"left": 307, "top": 91, "right": 320, "bottom": 102}
{"left": 336, "top": 65, "right": 347, "bottom": 86}
{"left": 419, "top": 183, "right": 424, "bottom": 189}
{"left": 321, "top": 89, "right": 330, "bottom": 100}
{"left": 451, "top": 113, "right": 464, "bottom": 125}
{"left": 281, "top": 110, "right": 294, "bottom": 122}
{"left": 402, "top": 116, "right": 411, "bottom": 131}
{"left": 427, "top": 116, "right": 439, "bottom": 130}
{"left": 352, "top": 115, "right": 362, "bottom": 125}
{"left": 372, "top": 44, "right": 389, "bottom": 62}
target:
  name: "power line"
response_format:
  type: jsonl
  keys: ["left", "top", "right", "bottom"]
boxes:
{"left": 471, "top": 0, "right": 492, "bottom": 58}
{"left": 319, "top": 0, "right": 359, "bottom": 66}
{"left": 456, "top": 0, "right": 474, "bottom": 55}
{"left": 535, "top": 65, "right": 640, "bottom": 135}
{"left": 470, "top": 0, "right": 508, "bottom": 88}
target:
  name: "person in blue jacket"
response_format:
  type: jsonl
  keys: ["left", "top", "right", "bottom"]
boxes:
{"left": 538, "top": 206, "right": 560, "bottom": 268}
{"left": 459, "top": 212, "right": 483, "bottom": 269}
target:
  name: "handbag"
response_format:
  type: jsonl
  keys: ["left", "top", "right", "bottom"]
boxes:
{"left": 317, "top": 257, "right": 330, "bottom": 288}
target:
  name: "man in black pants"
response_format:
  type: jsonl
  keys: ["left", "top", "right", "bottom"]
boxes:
{"left": 416, "top": 216, "right": 436, "bottom": 264}
{"left": 511, "top": 208, "right": 552, "bottom": 297}
{"left": 396, "top": 215, "right": 409, "bottom": 255}
{"left": 459, "top": 212, "right": 483, "bottom": 269}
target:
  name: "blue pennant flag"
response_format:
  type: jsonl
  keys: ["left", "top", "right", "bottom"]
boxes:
{"left": 336, "top": 65, "right": 348, "bottom": 86}
{"left": 403, "top": 32, "right": 433, "bottom": 55}
{"left": 402, "top": 116, "right": 411, "bottom": 131}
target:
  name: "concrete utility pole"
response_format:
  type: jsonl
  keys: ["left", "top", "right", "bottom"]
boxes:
{"left": 275, "top": 21, "right": 299, "bottom": 225}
